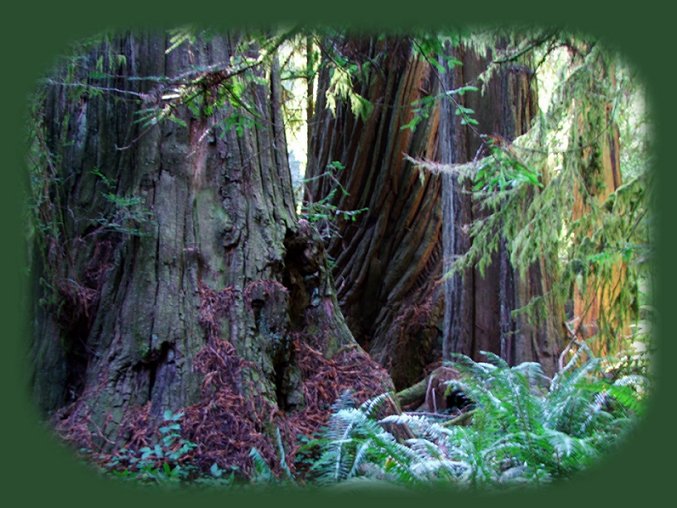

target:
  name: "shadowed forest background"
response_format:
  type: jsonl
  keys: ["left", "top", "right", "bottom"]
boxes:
{"left": 26, "top": 26, "right": 653, "bottom": 489}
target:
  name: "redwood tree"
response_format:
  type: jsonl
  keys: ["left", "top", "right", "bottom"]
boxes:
{"left": 440, "top": 44, "right": 564, "bottom": 375}
{"left": 306, "top": 36, "right": 444, "bottom": 389}
{"left": 29, "top": 31, "right": 391, "bottom": 473}
{"left": 306, "top": 35, "right": 565, "bottom": 386}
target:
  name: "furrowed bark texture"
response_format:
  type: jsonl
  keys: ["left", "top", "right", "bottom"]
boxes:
{"left": 441, "top": 46, "right": 564, "bottom": 376}
{"left": 30, "top": 33, "right": 391, "bottom": 463}
{"left": 307, "top": 38, "right": 444, "bottom": 389}
{"left": 308, "top": 38, "right": 564, "bottom": 384}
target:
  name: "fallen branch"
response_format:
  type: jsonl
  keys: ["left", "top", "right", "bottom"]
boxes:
{"left": 441, "top": 409, "right": 476, "bottom": 427}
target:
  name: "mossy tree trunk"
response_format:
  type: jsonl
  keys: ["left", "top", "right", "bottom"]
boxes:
{"left": 30, "top": 32, "right": 390, "bottom": 469}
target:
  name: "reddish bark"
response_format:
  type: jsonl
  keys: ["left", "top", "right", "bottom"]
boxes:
{"left": 307, "top": 38, "right": 564, "bottom": 383}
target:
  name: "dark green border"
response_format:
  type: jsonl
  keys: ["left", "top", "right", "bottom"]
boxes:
{"left": 2, "top": 1, "right": 674, "bottom": 506}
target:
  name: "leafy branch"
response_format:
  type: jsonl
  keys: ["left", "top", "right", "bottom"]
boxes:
{"left": 301, "top": 161, "right": 369, "bottom": 241}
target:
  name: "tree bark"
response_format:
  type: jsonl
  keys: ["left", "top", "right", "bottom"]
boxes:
{"left": 571, "top": 63, "right": 626, "bottom": 353}
{"left": 30, "top": 32, "right": 392, "bottom": 473}
{"left": 307, "top": 37, "right": 564, "bottom": 384}
{"left": 307, "top": 37, "right": 444, "bottom": 389}
{"left": 441, "top": 46, "right": 564, "bottom": 376}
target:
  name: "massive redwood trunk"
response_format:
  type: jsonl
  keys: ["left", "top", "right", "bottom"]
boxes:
{"left": 571, "top": 63, "right": 626, "bottom": 352}
{"left": 29, "top": 31, "right": 391, "bottom": 473}
{"left": 307, "top": 37, "right": 444, "bottom": 389}
{"left": 307, "top": 37, "right": 564, "bottom": 385}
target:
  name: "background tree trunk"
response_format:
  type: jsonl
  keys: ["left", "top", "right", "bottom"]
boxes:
{"left": 440, "top": 46, "right": 565, "bottom": 376}
{"left": 30, "top": 32, "right": 391, "bottom": 473}
{"left": 307, "top": 37, "right": 564, "bottom": 386}
{"left": 307, "top": 37, "right": 444, "bottom": 389}
{"left": 571, "top": 63, "right": 626, "bottom": 352}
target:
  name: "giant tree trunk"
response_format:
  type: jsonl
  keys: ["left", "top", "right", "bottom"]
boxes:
{"left": 571, "top": 63, "right": 626, "bottom": 353}
{"left": 30, "top": 32, "right": 391, "bottom": 474}
{"left": 307, "top": 37, "right": 564, "bottom": 385}
{"left": 307, "top": 37, "right": 444, "bottom": 389}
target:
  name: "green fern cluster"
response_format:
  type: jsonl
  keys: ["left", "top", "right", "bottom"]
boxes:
{"left": 311, "top": 352, "right": 646, "bottom": 490}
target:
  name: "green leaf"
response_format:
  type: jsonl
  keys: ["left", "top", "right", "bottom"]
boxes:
{"left": 400, "top": 118, "right": 421, "bottom": 131}
{"left": 461, "top": 117, "right": 479, "bottom": 126}
{"left": 210, "top": 462, "right": 223, "bottom": 478}
{"left": 447, "top": 85, "right": 479, "bottom": 96}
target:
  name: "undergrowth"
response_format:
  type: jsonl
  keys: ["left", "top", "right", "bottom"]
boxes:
{"left": 89, "top": 410, "right": 237, "bottom": 487}
{"left": 91, "top": 348, "right": 647, "bottom": 491}
{"left": 306, "top": 350, "right": 647, "bottom": 490}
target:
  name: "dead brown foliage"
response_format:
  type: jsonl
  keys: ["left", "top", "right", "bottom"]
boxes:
{"left": 197, "top": 284, "right": 237, "bottom": 340}
{"left": 280, "top": 337, "right": 392, "bottom": 467}
{"left": 181, "top": 338, "right": 279, "bottom": 476}
{"left": 55, "top": 277, "right": 393, "bottom": 481}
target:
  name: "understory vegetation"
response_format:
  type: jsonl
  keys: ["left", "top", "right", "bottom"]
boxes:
{"left": 309, "top": 352, "right": 646, "bottom": 489}
{"left": 87, "top": 347, "right": 648, "bottom": 490}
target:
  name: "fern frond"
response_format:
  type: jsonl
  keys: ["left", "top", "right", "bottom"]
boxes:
{"left": 511, "top": 362, "right": 550, "bottom": 390}
{"left": 359, "top": 392, "right": 392, "bottom": 419}
{"left": 331, "top": 389, "right": 356, "bottom": 411}
{"left": 274, "top": 427, "right": 293, "bottom": 481}
{"left": 542, "top": 427, "right": 596, "bottom": 464}
{"left": 249, "top": 447, "right": 274, "bottom": 483}
{"left": 410, "top": 458, "right": 467, "bottom": 480}
{"left": 381, "top": 414, "right": 454, "bottom": 443}
{"left": 480, "top": 350, "right": 510, "bottom": 369}
{"left": 348, "top": 440, "right": 373, "bottom": 478}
